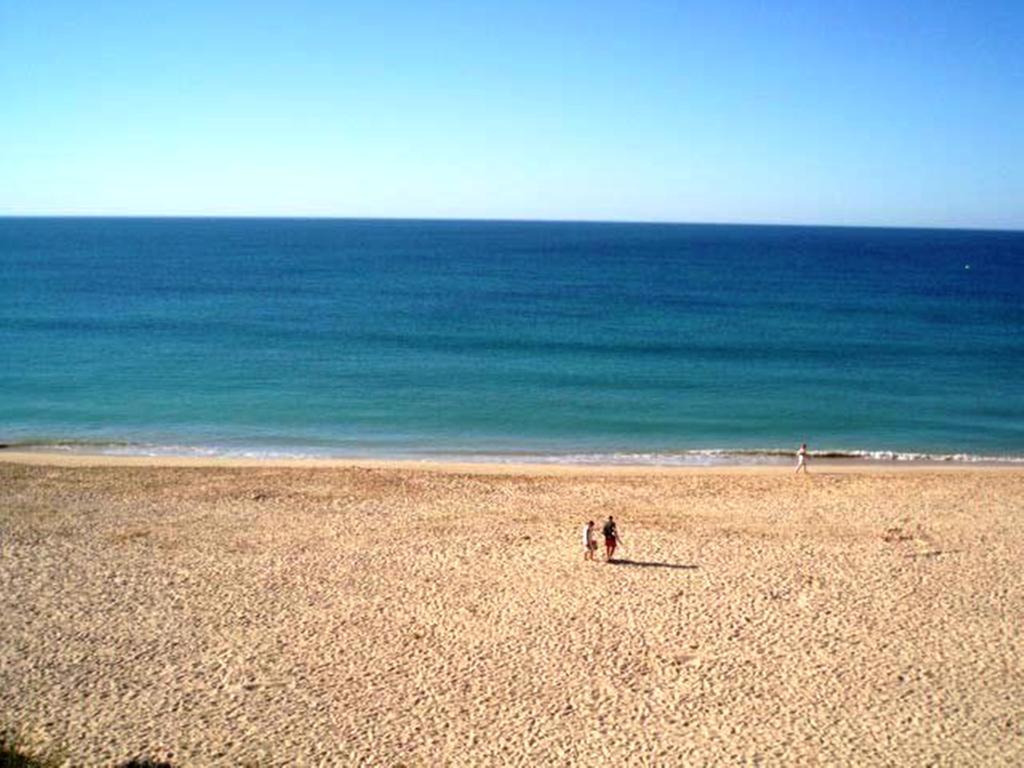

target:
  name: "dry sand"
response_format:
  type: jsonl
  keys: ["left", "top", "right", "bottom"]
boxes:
{"left": 1, "top": 456, "right": 1022, "bottom": 766}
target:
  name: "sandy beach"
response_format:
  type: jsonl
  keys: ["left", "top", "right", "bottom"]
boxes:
{"left": 1, "top": 455, "right": 1022, "bottom": 765}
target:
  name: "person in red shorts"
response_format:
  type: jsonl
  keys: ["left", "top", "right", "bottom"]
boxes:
{"left": 602, "top": 515, "right": 621, "bottom": 562}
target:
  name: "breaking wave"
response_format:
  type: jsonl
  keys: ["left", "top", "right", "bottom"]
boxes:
{"left": 2, "top": 440, "right": 1022, "bottom": 465}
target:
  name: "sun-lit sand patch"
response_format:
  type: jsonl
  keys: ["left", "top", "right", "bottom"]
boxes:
{"left": 1, "top": 460, "right": 1022, "bottom": 765}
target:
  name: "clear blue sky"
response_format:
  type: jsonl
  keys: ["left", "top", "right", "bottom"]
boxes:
{"left": 2, "top": 1, "right": 1022, "bottom": 228}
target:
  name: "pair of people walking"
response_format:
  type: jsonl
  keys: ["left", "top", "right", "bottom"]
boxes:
{"left": 582, "top": 516, "right": 622, "bottom": 562}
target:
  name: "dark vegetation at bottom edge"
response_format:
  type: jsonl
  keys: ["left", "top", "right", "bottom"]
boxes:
{"left": 2, "top": 732, "right": 172, "bottom": 768}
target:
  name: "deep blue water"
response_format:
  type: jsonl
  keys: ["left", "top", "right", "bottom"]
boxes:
{"left": 1, "top": 218, "right": 1022, "bottom": 463}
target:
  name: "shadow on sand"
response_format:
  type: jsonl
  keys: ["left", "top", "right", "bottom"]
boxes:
{"left": 905, "top": 549, "right": 961, "bottom": 559}
{"left": 609, "top": 559, "right": 698, "bottom": 570}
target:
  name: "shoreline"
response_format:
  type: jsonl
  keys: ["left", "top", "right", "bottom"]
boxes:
{"left": 2, "top": 448, "right": 1022, "bottom": 475}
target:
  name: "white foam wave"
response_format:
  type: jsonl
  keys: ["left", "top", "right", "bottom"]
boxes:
{"left": 5, "top": 441, "right": 1023, "bottom": 465}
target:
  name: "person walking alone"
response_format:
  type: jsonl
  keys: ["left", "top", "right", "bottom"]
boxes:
{"left": 795, "top": 442, "right": 809, "bottom": 474}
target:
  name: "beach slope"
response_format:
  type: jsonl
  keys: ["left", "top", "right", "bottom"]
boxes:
{"left": 1, "top": 460, "right": 1022, "bottom": 765}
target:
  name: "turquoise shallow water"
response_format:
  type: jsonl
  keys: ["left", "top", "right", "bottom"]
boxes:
{"left": 1, "top": 218, "right": 1022, "bottom": 463}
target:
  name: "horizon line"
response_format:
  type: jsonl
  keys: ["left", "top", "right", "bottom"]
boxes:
{"left": 1, "top": 213, "right": 1021, "bottom": 234}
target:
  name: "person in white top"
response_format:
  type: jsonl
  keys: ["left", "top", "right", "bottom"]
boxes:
{"left": 795, "top": 442, "right": 809, "bottom": 474}
{"left": 582, "top": 520, "right": 597, "bottom": 561}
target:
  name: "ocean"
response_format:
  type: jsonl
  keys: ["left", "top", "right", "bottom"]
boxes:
{"left": 1, "top": 217, "right": 1022, "bottom": 464}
